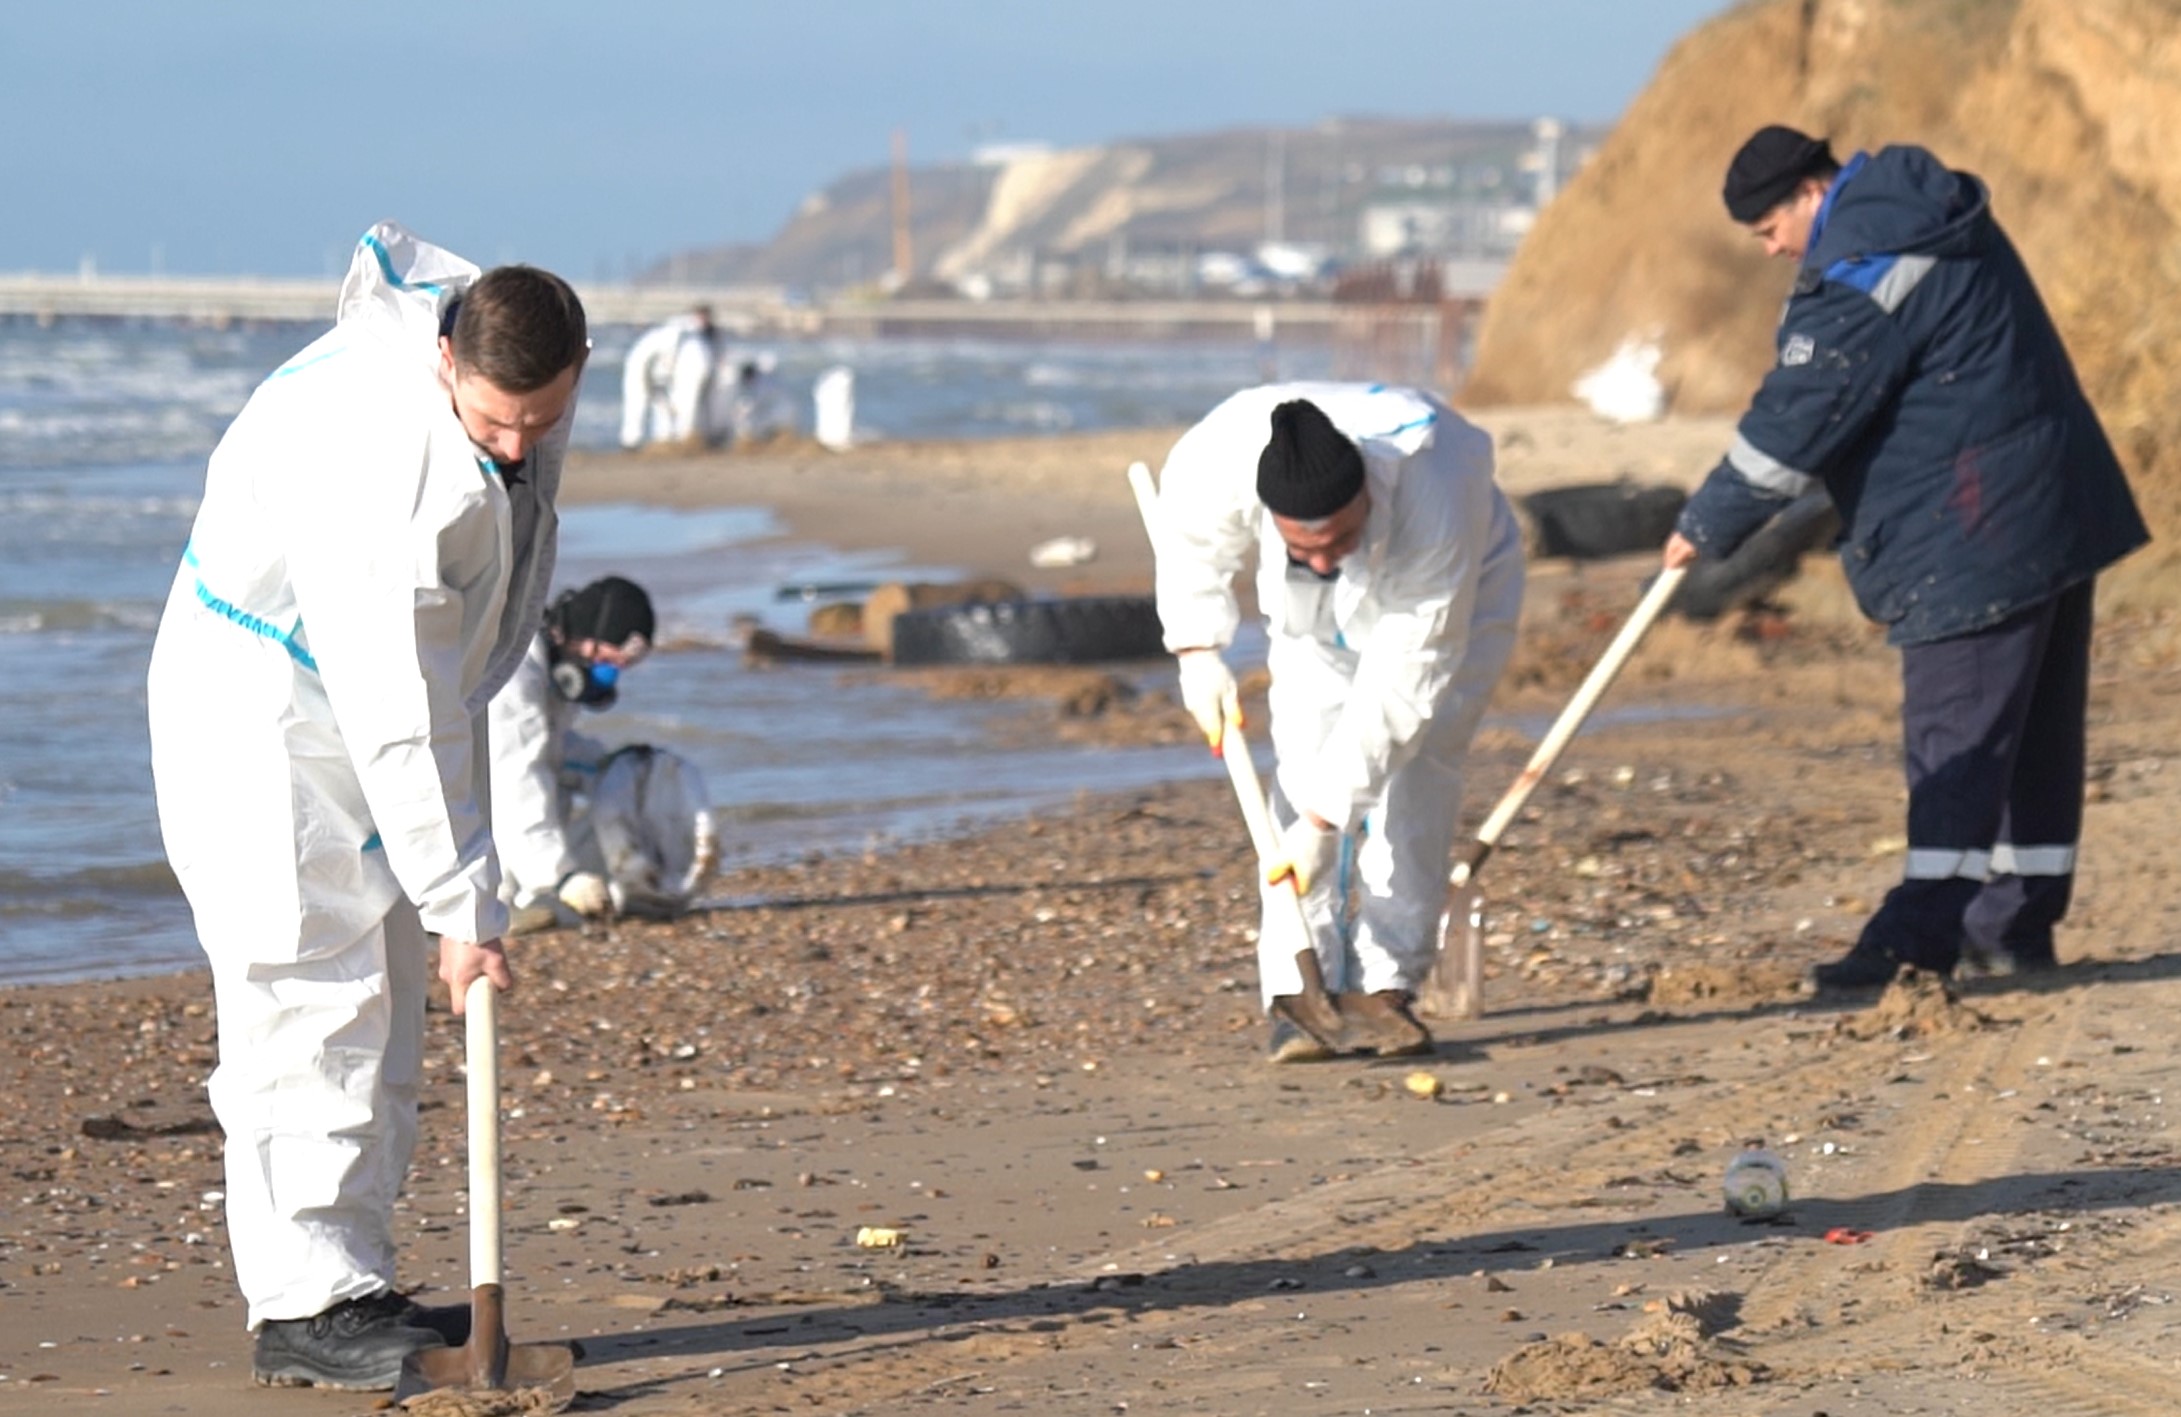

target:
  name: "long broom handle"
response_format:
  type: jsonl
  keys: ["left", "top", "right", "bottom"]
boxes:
{"left": 1454, "top": 564, "right": 1687, "bottom": 884}
{"left": 463, "top": 977, "right": 502, "bottom": 1290}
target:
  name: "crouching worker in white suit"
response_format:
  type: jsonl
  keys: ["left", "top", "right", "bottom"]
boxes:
{"left": 488, "top": 575, "right": 720, "bottom": 931}
{"left": 1152, "top": 386, "right": 1525, "bottom": 1064}
{"left": 618, "top": 306, "right": 719, "bottom": 448}
{"left": 146, "top": 222, "right": 587, "bottom": 1391}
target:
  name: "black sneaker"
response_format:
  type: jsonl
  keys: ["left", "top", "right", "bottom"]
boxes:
{"left": 252, "top": 1290, "right": 448, "bottom": 1391}
{"left": 1806, "top": 946, "right": 1903, "bottom": 993}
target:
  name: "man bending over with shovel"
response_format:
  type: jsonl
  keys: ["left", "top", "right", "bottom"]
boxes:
{"left": 1152, "top": 386, "right": 1525, "bottom": 1062}
{"left": 148, "top": 225, "right": 586, "bottom": 1391}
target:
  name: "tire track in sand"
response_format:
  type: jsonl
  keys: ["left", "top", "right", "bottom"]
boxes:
{"left": 1732, "top": 985, "right": 2084, "bottom": 1337}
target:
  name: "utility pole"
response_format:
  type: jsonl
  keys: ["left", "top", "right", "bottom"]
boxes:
{"left": 1264, "top": 130, "right": 1286, "bottom": 245}
{"left": 890, "top": 128, "right": 914, "bottom": 286}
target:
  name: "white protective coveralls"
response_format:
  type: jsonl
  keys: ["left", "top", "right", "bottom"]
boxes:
{"left": 719, "top": 351, "right": 795, "bottom": 445}
{"left": 145, "top": 222, "right": 567, "bottom": 1328}
{"left": 485, "top": 634, "right": 719, "bottom": 914}
{"left": 618, "top": 314, "right": 717, "bottom": 447}
{"left": 812, "top": 365, "right": 856, "bottom": 451}
{"left": 1153, "top": 383, "right": 1525, "bottom": 1007}
{"left": 486, "top": 634, "right": 607, "bottom": 909}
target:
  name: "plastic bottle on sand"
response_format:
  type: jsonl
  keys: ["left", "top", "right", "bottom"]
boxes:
{"left": 1723, "top": 1146, "right": 1789, "bottom": 1218}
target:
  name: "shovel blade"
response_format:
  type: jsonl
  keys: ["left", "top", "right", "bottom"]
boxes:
{"left": 504, "top": 1341, "right": 578, "bottom": 1404}
{"left": 1417, "top": 882, "right": 1486, "bottom": 1020}
{"left": 394, "top": 1342, "right": 466, "bottom": 1403}
{"left": 394, "top": 1308, "right": 575, "bottom": 1403}
{"left": 392, "top": 1336, "right": 575, "bottom": 1411}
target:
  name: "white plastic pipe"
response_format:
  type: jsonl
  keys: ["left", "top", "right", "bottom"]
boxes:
{"left": 463, "top": 976, "right": 502, "bottom": 1289}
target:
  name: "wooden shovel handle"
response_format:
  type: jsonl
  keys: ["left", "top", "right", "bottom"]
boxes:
{"left": 1466, "top": 566, "right": 1686, "bottom": 859}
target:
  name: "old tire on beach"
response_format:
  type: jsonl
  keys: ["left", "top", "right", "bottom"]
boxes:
{"left": 890, "top": 596, "right": 1166, "bottom": 667}
{"left": 1671, "top": 492, "right": 1842, "bottom": 620}
{"left": 862, "top": 578, "right": 1027, "bottom": 652}
{"left": 1518, "top": 482, "right": 1689, "bottom": 560}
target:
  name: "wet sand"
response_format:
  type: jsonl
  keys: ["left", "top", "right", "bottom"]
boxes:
{"left": 9, "top": 409, "right": 2181, "bottom": 1415}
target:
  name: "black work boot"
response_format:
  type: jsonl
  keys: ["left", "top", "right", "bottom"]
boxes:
{"left": 252, "top": 1290, "right": 448, "bottom": 1391}
{"left": 1342, "top": 990, "right": 1435, "bottom": 1057}
{"left": 1806, "top": 944, "right": 1904, "bottom": 994}
{"left": 400, "top": 1295, "right": 471, "bottom": 1347}
{"left": 1959, "top": 940, "right": 2060, "bottom": 980}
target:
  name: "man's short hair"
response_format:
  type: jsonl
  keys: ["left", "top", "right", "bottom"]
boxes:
{"left": 450, "top": 266, "right": 588, "bottom": 392}
{"left": 1723, "top": 125, "right": 1840, "bottom": 222}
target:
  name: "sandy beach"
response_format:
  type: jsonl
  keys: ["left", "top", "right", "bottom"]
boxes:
{"left": 8, "top": 409, "right": 2181, "bottom": 1416}
{"left": 556, "top": 406, "right": 1739, "bottom": 599}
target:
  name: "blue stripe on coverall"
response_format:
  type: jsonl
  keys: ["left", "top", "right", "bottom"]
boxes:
{"left": 180, "top": 547, "right": 387, "bottom": 854}
{"left": 199, "top": 227, "right": 460, "bottom": 857}
{"left": 361, "top": 231, "right": 444, "bottom": 296}
{"left": 182, "top": 543, "right": 318, "bottom": 672}
{"left": 269, "top": 230, "right": 438, "bottom": 379}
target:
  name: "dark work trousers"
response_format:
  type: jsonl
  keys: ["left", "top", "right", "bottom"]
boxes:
{"left": 1857, "top": 578, "right": 2095, "bottom": 970}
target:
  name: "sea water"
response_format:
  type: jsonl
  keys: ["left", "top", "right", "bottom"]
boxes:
{"left": 0, "top": 317, "right": 1321, "bottom": 984}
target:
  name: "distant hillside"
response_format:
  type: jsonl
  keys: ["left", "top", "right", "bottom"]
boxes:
{"left": 646, "top": 118, "right": 1604, "bottom": 294}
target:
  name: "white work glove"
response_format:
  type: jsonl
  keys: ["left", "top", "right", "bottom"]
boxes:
{"left": 507, "top": 892, "right": 570, "bottom": 936}
{"left": 1176, "top": 649, "right": 1242, "bottom": 753}
{"left": 1265, "top": 816, "right": 1341, "bottom": 896}
{"left": 557, "top": 870, "right": 614, "bottom": 919}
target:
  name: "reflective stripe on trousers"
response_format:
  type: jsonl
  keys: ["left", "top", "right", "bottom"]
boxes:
{"left": 1859, "top": 580, "right": 2093, "bottom": 967}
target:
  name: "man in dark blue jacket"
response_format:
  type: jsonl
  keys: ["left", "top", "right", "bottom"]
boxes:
{"left": 1663, "top": 125, "right": 2148, "bottom": 991}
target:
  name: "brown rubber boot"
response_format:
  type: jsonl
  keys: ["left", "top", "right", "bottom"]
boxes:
{"left": 1342, "top": 990, "right": 1434, "bottom": 1057}
{"left": 1268, "top": 990, "right": 1346, "bottom": 1056}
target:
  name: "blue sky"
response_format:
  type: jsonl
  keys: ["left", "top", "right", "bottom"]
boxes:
{"left": 1, "top": 1, "right": 1734, "bottom": 279}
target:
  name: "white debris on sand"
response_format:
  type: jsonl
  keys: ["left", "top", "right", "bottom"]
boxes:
{"left": 1574, "top": 336, "right": 1668, "bottom": 424}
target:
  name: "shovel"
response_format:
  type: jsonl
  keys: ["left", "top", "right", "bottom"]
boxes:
{"left": 394, "top": 976, "right": 576, "bottom": 1411}
{"left": 1419, "top": 566, "right": 1686, "bottom": 1020}
{"left": 1126, "top": 461, "right": 1345, "bottom": 1049}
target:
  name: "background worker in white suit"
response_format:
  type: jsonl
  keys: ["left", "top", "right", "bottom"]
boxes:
{"left": 491, "top": 575, "right": 649, "bottom": 928}
{"left": 619, "top": 305, "right": 719, "bottom": 448}
{"left": 145, "top": 222, "right": 587, "bottom": 1391}
{"left": 1151, "top": 386, "right": 1525, "bottom": 1063}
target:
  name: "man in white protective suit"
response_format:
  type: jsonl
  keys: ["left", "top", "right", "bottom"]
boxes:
{"left": 618, "top": 305, "right": 719, "bottom": 448}
{"left": 145, "top": 222, "right": 587, "bottom": 1391}
{"left": 488, "top": 574, "right": 721, "bottom": 930}
{"left": 1151, "top": 386, "right": 1525, "bottom": 1063}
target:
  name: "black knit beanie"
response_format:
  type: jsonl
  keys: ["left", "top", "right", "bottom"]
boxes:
{"left": 1722, "top": 125, "right": 1837, "bottom": 222}
{"left": 552, "top": 575, "right": 655, "bottom": 646}
{"left": 1256, "top": 399, "right": 1365, "bottom": 520}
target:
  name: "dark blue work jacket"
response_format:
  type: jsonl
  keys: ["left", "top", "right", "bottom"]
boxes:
{"left": 1678, "top": 145, "right": 2147, "bottom": 645}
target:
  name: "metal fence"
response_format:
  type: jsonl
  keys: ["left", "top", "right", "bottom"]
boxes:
{"left": 1329, "top": 260, "right": 1482, "bottom": 396}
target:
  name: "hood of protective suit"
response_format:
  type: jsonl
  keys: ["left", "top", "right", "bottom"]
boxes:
{"left": 330, "top": 220, "right": 563, "bottom": 710}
